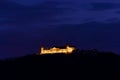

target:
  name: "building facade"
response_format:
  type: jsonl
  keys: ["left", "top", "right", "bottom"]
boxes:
{"left": 40, "top": 45, "right": 76, "bottom": 55}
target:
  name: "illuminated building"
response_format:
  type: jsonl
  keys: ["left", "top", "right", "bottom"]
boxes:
{"left": 40, "top": 45, "right": 76, "bottom": 55}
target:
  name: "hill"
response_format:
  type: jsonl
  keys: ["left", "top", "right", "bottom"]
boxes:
{"left": 0, "top": 49, "right": 120, "bottom": 79}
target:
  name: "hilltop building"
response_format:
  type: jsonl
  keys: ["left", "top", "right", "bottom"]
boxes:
{"left": 40, "top": 45, "right": 76, "bottom": 55}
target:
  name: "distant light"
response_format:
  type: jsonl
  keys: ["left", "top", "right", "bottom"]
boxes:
{"left": 40, "top": 45, "right": 76, "bottom": 55}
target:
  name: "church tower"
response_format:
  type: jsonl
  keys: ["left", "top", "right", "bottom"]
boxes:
{"left": 41, "top": 47, "right": 44, "bottom": 54}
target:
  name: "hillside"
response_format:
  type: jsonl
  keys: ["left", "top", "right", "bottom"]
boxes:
{"left": 0, "top": 49, "right": 120, "bottom": 79}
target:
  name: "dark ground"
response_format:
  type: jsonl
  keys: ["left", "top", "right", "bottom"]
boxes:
{"left": 0, "top": 49, "right": 120, "bottom": 79}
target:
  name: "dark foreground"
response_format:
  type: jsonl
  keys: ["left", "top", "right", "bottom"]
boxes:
{"left": 0, "top": 50, "right": 120, "bottom": 79}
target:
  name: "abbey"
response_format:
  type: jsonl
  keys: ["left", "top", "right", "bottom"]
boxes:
{"left": 40, "top": 45, "right": 76, "bottom": 55}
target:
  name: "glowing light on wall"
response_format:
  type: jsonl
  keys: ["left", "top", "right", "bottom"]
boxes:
{"left": 40, "top": 45, "right": 75, "bottom": 55}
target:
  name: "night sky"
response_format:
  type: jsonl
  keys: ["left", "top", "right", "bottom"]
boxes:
{"left": 1, "top": 0, "right": 120, "bottom": 59}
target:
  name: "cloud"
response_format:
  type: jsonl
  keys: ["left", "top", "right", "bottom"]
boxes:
{"left": 104, "top": 18, "right": 120, "bottom": 23}
{"left": 0, "top": 0, "right": 78, "bottom": 30}
{"left": 1, "top": 21, "right": 120, "bottom": 58}
{"left": 1, "top": 0, "right": 120, "bottom": 58}
{"left": 10, "top": 0, "right": 44, "bottom": 6}
{"left": 1, "top": 0, "right": 120, "bottom": 28}
{"left": 89, "top": 2, "right": 120, "bottom": 11}
{"left": 115, "top": 11, "right": 120, "bottom": 14}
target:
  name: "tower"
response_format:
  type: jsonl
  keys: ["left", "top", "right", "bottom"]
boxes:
{"left": 66, "top": 45, "right": 75, "bottom": 54}
{"left": 41, "top": 47, "right": 44, "bottom": 54}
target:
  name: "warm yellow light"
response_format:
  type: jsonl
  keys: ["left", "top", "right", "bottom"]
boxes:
{"left": 40, "top": 45, "right": 75, "bottom": 55}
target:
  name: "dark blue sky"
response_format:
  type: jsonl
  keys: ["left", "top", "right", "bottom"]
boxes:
{"left": 1, "top": 0, "right": 120, "bottom": 59}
